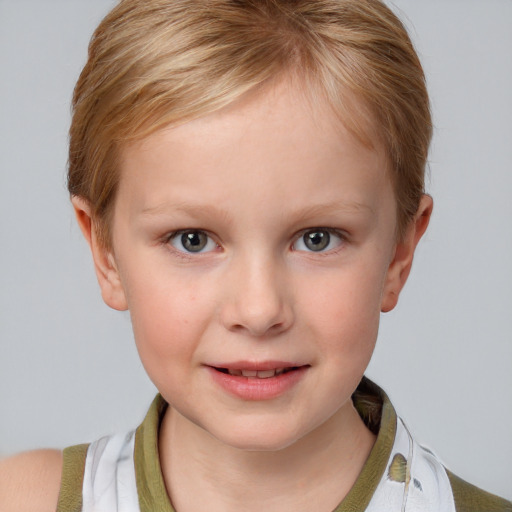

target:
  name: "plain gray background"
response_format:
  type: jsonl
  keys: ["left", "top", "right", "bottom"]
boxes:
{"left": 1, "top": 0, "right": 511, "bottom": 501}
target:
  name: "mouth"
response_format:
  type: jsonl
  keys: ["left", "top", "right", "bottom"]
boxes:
{"left": 213, "top": 366, "right": 303, "bottom": 379}
{"left": 207, "top": 363, "right": 309, "bottom": 400}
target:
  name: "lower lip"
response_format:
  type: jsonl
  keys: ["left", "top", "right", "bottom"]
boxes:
{"left": 207, "top": 366, "right": 309, "bottom": 401}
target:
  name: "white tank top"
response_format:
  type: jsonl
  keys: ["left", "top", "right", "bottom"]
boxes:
{"left": 80, "top": 411, "right": 456, "bottom": 512}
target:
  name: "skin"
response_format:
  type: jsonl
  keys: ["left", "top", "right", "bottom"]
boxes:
{"left": 0, "top": 78, "right": 431, "bottom": 511}
{"left": 0, "top": 449, "right": 62, "bottom": 512}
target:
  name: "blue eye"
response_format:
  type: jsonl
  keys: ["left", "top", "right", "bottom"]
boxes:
{"left": 293, "top": 229, "right": 343, "bottom": 252}
{"left": 169, "top": 230, "right": 217, "bottom": 253}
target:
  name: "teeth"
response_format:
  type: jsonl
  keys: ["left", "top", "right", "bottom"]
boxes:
{"left": 256, "top": 370, "right": 276, "bottom": 378}
{"left": 227, "top": 368, "right": 288, "bottom": 378}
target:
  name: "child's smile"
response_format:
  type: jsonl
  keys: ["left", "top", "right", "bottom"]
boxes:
{"left": 102, "top": 76, "right": 408, "bottom": 452}
{"left": 207, "top": 361, "right": 310, "bottom": 401}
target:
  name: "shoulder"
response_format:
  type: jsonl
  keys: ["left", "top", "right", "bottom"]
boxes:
{"left": 0, "top": 449, "right": 63, "bottom": 512}
{"left": 445, "top": 469, "right": 512, "bottom": 512}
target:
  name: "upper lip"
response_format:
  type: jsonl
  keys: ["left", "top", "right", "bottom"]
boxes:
{"left": 207, "top": 361, "right": 308, "bottom": 371}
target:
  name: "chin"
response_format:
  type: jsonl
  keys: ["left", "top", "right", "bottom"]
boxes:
{"left": 208, "top": 419, "right": 308, "bottom": 453}
{"left": 218, "top": 434, "right": 300, "bottom": 453}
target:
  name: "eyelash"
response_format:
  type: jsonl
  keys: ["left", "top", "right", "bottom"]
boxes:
{"left": 162, "top": 227, "right": 347, "bottom": 257}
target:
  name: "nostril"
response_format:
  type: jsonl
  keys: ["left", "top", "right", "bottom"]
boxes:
{"left": 219, "top": 280, "right": 294, "bottom": 336}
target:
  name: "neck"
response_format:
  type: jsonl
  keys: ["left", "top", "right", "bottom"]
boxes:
{"left": 159, "top": 401, "right": 376, "bottom": 512}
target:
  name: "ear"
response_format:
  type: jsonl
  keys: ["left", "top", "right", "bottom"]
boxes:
{"left": 381, "top": 194, "right": 433, "bottom": 313}
{"left": 71, "top": 196, "right": 128, "bottom": 311}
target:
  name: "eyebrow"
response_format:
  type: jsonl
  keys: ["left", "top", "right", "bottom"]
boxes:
{"left": 288, "top": 202, "right": 375, "bottom": 224}
{"left": 140, "top": 202, "right": 233, "bottom": 223}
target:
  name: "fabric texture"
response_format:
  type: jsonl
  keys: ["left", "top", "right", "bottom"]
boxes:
{"left": 56, "top": 378, "right": 512, "bottom": 512}
{"left": 56, "top": 443, "right": 89, "bottom": 512}
{"left": 446, "top": 470, "right": 512, "bottom": 512}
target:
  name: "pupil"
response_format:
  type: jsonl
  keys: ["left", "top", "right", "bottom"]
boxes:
{"left": 182, "top": 231, "right": 206, "bottom": 252}
{"left": 305, "top": 231, "right": 329, "bottom": 251}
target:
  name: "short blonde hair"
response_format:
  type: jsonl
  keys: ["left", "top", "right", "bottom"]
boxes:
{"left": 68, "top": 0, "right": 432, "bottom": 246}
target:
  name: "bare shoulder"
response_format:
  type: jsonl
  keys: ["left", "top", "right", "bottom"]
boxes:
{"left": 0, "top": 449, "right": 62, "bottom": 512}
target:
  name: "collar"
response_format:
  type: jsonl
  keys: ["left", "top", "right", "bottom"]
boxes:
{"left": 133, "top": 377, "right": 397, "bottom": 512}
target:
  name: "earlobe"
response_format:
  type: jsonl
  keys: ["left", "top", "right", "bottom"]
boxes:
{"left": 71, "top": 196, "right": 128, "bottom": 311}
{"left": 381, "top": 195, "right": 433, "bottom": 313}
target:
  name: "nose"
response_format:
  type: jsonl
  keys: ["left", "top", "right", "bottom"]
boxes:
{"left": 219, "top": 253, "right": 294, "bottom": 337}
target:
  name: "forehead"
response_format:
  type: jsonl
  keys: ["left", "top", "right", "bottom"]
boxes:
{"left": 116, "top": 78, "right": 393, "bottom": 227}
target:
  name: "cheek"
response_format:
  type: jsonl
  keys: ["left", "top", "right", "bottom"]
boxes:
{"left": 305, "top": 266, "right": 384, "bottom": 321}
{"left": 299, "top": 263, "right": 386, "bottom": 354}
{"left": 120, "top": 266, "right": 214, "bottom": 377}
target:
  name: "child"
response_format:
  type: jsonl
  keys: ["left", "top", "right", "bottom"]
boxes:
{"left": 1, "top": 0, "right": 510, "bottom": 511}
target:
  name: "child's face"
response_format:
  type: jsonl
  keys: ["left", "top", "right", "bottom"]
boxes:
{"left": 90, "top": 79, "right": 414, "bottom": 451}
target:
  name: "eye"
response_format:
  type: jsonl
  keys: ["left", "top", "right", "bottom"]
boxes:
{"left": 293, "top": 229, "right": 343, "bottom": 253}
{"left": 169, "top": 230, "right": 217, "bottom": 253}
